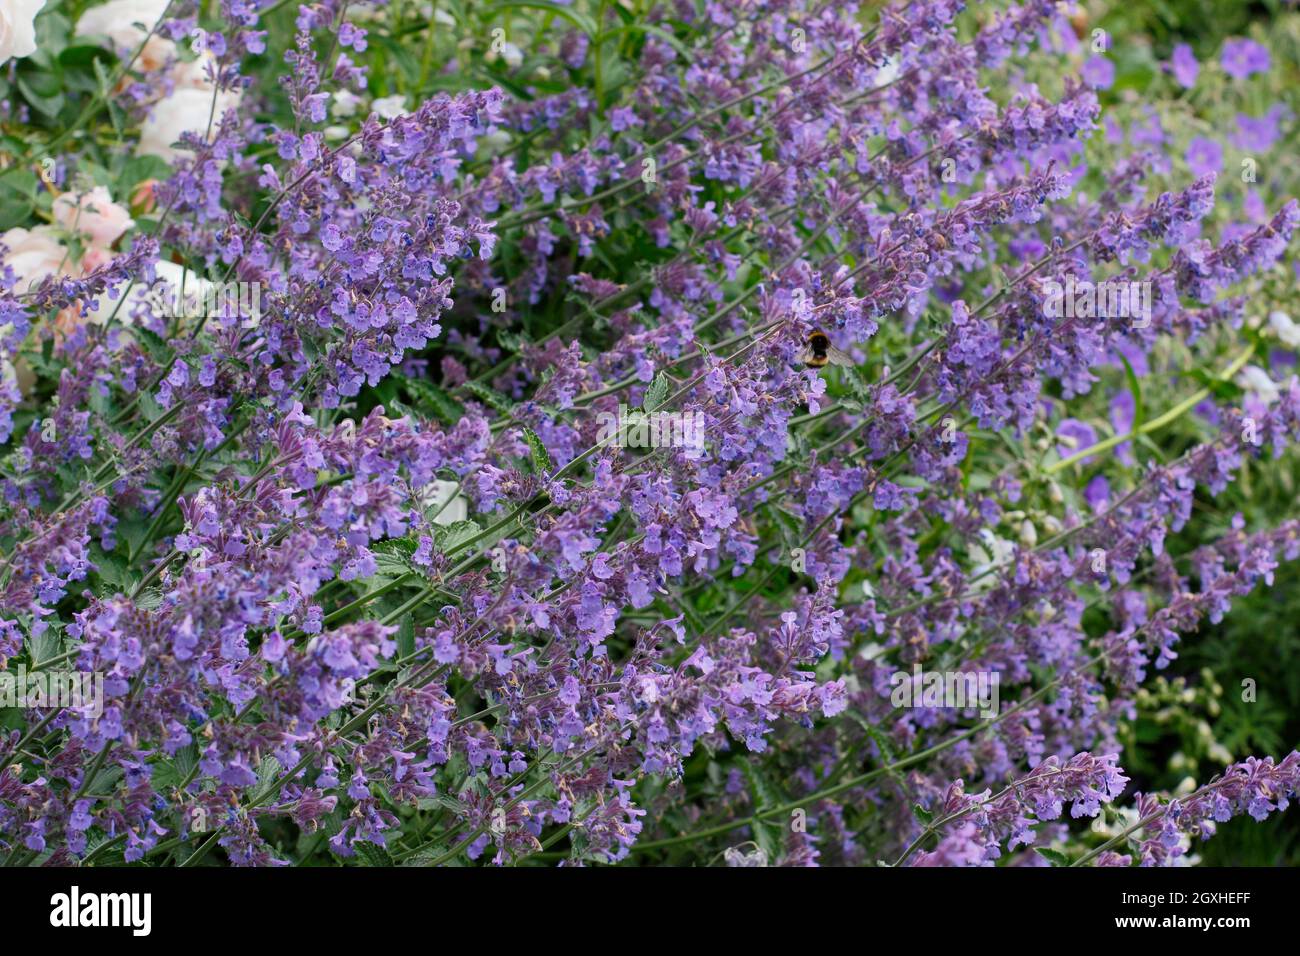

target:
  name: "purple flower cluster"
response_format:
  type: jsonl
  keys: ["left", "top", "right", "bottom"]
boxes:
{"left": 0, "top": 0, "right": 1297, "bottom": 869}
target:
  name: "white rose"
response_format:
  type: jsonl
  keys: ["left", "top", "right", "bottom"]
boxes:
{"left": 371, "top": 94, "right": 408, "bottom": 120}
{"left": 170, "top": 49, "right": 221, "bottom": 91}
{"left": 0, "top": 0, "right": 45, "bottom": 65}
{"left": 74, "top": 0, "right": 174, "bottom": 70}
{"left": 1269, "top": 310, "right": 1300, "bottom": 349}
{"left": 1238, "top": 365, "right": 1280, "bottom": 405}
{"left": 331, "top": 88, "right": 361, "bottom": 118}
{"left": 53, "top": 186, "right": 135, "bottom": 249}
{"left": 0, "top": 225, "right": 70, "bottom": 293}
{"left": 137, "top": 86, "right": 242, "bottom": 162}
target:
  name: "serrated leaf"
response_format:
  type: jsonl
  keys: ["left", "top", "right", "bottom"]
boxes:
{"left": 88, "top": 764, "right": 123, "bottom": 796}
{"left": 496, "top": 329, "right": 528, "bottom": 353}
{"left": 522, "top": 426, "right": 552, "bottom": 475}
{"left": 354, "top": 841, "right": 395, "bottom": 867}
{"left": 401, "top": 377, "right": 465, "bottom": 426}
{"left": 26, "top": 628, "right": 61, "bottom": 666}
{"left": 462, "top": 379, "right": 515, "bottom": 415}
{"left": 643, "top": 372, "right": 669, "bottom": 412}
{"left": 372, "top": 537, "right": 417, "bottom": 577}
{"left": 134, "top": 587, "right": 164, "bottom": 610}
{"left": 95, "top": 548, "right": 135, "bottom": 595}
{"left": 400, "top": 846, "right": 449, "bottom": 866}
{"left": 738, "top": 761, "right": 784, "bottom": 860}
{"left": 435, "top": 793, "right": 470, "bottom": 814}
{"left": 434, "top": 519, "right": 482, "bottom": 554}
{"left": 251, "top": 755, "right": 282, "bottom": 803}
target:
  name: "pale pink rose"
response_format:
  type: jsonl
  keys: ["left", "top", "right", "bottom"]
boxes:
{"left": 74, "top": 0, "right": 173, "bottom": 58}
{"left": 135, "top": 33, "right": 175, "bottom": 71}
{"left": 137, "top": 86, "right": 242, "bottom": 162}
{"left": 170, "top": 50, "right": 221, "bottom": 91}
{"left": 0, "top": 225, "right": 71, "bottom": 293}
{"left": 53, "top": 186, "right": 135, "bottom": 248}
{"left": 0, "top": 0, "right": 46, "bottom": 65}
{"left": 80, "top": 246, "right": 114, "bottom": 273}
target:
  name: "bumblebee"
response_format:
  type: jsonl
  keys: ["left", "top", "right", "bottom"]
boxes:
{"left": 797, "top": 329, "right": 854, "bottom": 368}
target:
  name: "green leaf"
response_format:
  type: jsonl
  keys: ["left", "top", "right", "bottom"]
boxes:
{"left": 119, "top": 154, "right": 174, "bottom": 189}
{"left": 26, "top": 628, "right": 61, "bottom": 667}
{"left": 486, "top": 1, "right": 597, "bottom": 37}
{"left": 739, "top": 761, "right": 784, "bottom": 860}
{"left": 400, "top": 377, "right": 466, "bottom": 426}
{"left": 354, "top": 841, "right": 395, "bottom": 867}
{"left": 397, "top": 614, "right": 415, "bottom": 661}
{"left": 17, "top": 78, "right": 64, "bottom": 119}
{"left": 1034, "top": 847, "right": 1072, "bottom": 866}
{"left": 372, "top": 537, "right": 417, "bottom": 577}
{"left": 435, "top": 519, "right": 482, "bottom": 553}
{"left": 58, "top": 45, "right": 117, "bottom": 69}
{"left": 94, "top": 551, "right": 131, "bottom": 594}
{"left": 522, "top": 426, "right": 552, "bottom": 475}
{"left": 251, "top": 756, "right": 283, "bottom": 803}
{"left": 434, "top": 793, "right": 470, "bottom": 814}
{"left": 643, "top": 372, "right": 669, "bottom": 412}
{"left": 0, "top": 173, "right": 38, "bottom": 230}
{"left": 495, "top": 329, "right": 529, "bottom": 353}
{"left": 400, "top": 846, "right": 450, "bottom": 866}
{"left": 598, "top": 22, "right": 692, "bottom": 59}
{"left": 19, "top": 69, "right": 61, "bottom": 98}
{"left": 462, "top": 379, "right": 515, "bottom": 416}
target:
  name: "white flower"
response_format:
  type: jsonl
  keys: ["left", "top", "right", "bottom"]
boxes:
{"left": 1269, "top": 310, "right": 1300, "bottom": 349}
{"left": 0, "top": 0, "right": 45, "bottom": 64}
{"left": 74, "top": 0, "right": 174, "bottom": 70}
{"left": 371, "top": 94, "right": 408, "bottom": 120}
{"left": 1238, "top": 364, "right": 1280, "bottom": 405}
{"left": 137, "top": 86, "right": 242, "bottom": 162}
{"left": 331, "top": 88, "right": 362, "bottom": 118}
{"left": 486, "top": 40, "right": 523, "bottom": 68}
{"left": 0, "top": 225, "right": 69, "bottom": 293}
